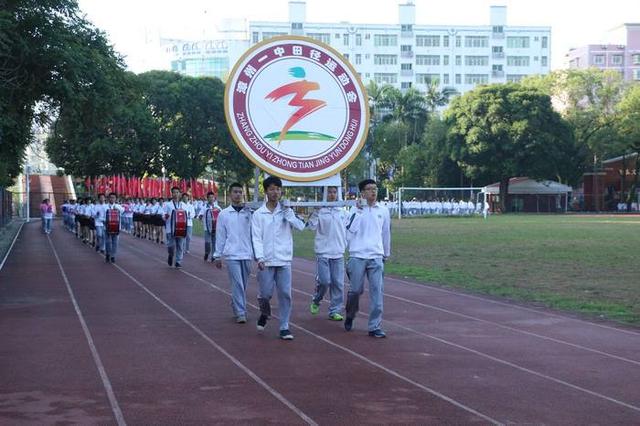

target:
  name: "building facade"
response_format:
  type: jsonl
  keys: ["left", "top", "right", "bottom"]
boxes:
{"left": 565, "top": 23, "right": 640, "bottom": 82}
{"left": 164, "top": 1, "right": 551, "bottom": 94}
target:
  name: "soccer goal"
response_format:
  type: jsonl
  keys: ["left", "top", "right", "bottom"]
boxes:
{"left": 396, "top": 187, "right": 487, "bottom": 219}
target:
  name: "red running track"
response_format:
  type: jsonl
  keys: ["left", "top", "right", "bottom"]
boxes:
{"left": 1, "top": 220, "right": 640, "bottom": 425}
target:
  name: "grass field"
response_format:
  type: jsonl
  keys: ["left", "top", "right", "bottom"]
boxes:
{"left": 293, "top": 214, "right": 640, "bottom": 325}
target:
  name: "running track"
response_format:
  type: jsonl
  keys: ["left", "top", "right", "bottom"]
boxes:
{"left": 2, "top": 221, "right": 640, "bottom": 425}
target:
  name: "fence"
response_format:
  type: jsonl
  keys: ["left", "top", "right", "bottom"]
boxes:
{"left": 1, "top": 187, "right": 14, "bottom": 228}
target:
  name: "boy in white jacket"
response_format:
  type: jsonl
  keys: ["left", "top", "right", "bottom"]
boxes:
{"left": 307, "top": 186, "right": 347, "bottom": 321}
{"left": 344, "top": 179, "right": 391, "bottom": 338}
{"left": 214, "top": 183, "right": 253, "bottom": 324}
{"left": 251, "top": 176, "right": 305, "bottom": 340}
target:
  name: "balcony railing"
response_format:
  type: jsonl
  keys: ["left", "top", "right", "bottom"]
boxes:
{"left": 400, "top": 69, "right": 414, "bottom": 77}
{"left": 492, "top": 70, "right": 505, "bottom": 78}
{"left": 492, "top": 52, "right": 505, "bottom": 59}
{"left": 401, "top": 30, "right": 414, "bottom": 38}
{"left": 492, "top": 32, "right": 505, "bottom": 39}
{"left": 400, "top": 50, "right": 414, "bottom": 58}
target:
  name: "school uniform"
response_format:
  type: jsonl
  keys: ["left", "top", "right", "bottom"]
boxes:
{"left": 41, "top": 203, "right": 53, "bottom": 234}
{"left": 104, "top": 203, "right": 124, "bottom": 262}
{"left": 164, "top": 200, "right": 188, "bottom": 267}
{"left": 307, "top": 207, "right": 348, "bottom": 317}
{"left": 183, "top": 202, "right": 195, "bottom": 252}
{"left": 214, "top": 204, "right": 253, "bottom": 320}
{"left": 345, "top": 202, "right": 391, "bottom": 335}
{"left": 93, "top": 202, "right": 107, "bottom": 252}
{"left": 200, "top": 202, "right": 221, "bottom": 261}
{"left": 251, "top": 202, "right": 305, "bottom": 335}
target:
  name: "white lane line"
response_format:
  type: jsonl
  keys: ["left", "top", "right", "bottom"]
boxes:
{"left": 288, "top": 285, "right": 640, "bottom": 413}
{"left": 110, "top": 259, "right": 317, "bottom": 426}
{"left": 117, "top": 242, "right": 501, "bottom": 426}
{"left": 47, "top": 235, "right": 127, "bottom": 426}
{"left": 0, "top": 221, "right": 25, "bottom": 272}
{"left": 293, "top": 267, "right": 640, "bottom": 366}
{"left": 291, "top": 256, "right": 640, "bottom": 337}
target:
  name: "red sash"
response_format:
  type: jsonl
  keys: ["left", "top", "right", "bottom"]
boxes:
{"left": 106, "top": 209, "right": 120, "bottom": 235}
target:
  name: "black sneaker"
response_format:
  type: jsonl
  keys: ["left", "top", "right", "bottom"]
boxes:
{"left": 105, "top": 254, "right": 110, "bottom": 263}
{"left": 110, "top": 257, "right": 115, "bottom": 264}
{"left": 95, "top": 245, "right": 99, "bottom": 252}
{"left": 204, "top": 253, "right": 209, "bottom": 261}
{"left": 167, "top": 255, "right": 173, "bottom": 267}
{"left": 344, "top": 317, "right": 354, "bottom": 332}
{"left": 257, "top": 314, "right": 268, "bottom": 331}
{"left": 279, "top": 329, "right": 294, "bottom": 340}
{"left": 175, "top": 262, "right": 182, "bottom": 269}
{"left": 368, "top": 329, "right": 386, "bottom": 338}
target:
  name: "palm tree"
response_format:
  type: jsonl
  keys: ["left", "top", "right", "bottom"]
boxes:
{"left": 424, "top": 82, "right": 458, "bottom": 113}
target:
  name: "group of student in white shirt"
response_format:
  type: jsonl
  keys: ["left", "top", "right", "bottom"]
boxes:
{"left": 213, "top": 177, "right": 391, "bottom": 341}
{"left": 60, "top": 177, "right": 391, "bottom": 341}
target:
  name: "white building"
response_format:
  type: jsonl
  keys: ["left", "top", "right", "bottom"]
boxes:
{"left": 165, "top": 1, "right": 551, "bottom": 94}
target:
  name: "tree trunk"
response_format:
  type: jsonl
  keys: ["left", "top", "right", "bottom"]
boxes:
{"left": 499, "top": 177, "right": 510, "bottom": 213}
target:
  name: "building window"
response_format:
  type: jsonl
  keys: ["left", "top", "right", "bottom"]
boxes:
{"left": 465, "top": 56, "right": 489, "bottom": 66}
{"left": 416, "top": 73, "right": 440, "bottom": 84}
{"left": 455, "top": 55, "right": 461, "bottom": 66}
{"left": 365, "top": 53, "right": 370, "bottom": 59}
{"left": 401, "top": 82, "right": 412, "bottom": 89}
{"left": 506, "top": 36, "right": 530, "bottom": 48}
{"left": 464, "top": 74, "right": 489, "bottom": 84}
{"left": 365, "top": 33, "right": 371, "bottom": 40}
{"left": 541, "top": 56, "right": 548, "bottom": 66}
{"left": 632, "top": 54, "right": 640, "bottom": 65}
{"left": 291, "top": 22, "right": 303, "bottom": 30}
{"left": 401, "top": 63, "right": 413, "bottom": 71}
{"left": 252, "top": 32, "right": 259, "bottom": 44}
{"left": 593, "top": 55, "right": 605, "bottom": 65}
{"left": 365, "top": 72, "right": 370, "bottom": 78}
{"left": 493, "top": 64, "right": 503, "bottom": 71}
{"left": 307, "top": 33, "right": 331, "bottom": 44}
{"left": 343, "top": 34, "right": 350, "bottom": 46}
{"left": 455, "top": 74, "right": 461, "bottom": 84}
{"left": 343, "top": 53, "right": 349, "bottom": 61}
{"left": 443, "top": 35, "right": 449, "bottom": 47}
{"left": 416, "top": 55, "right": 440, "bottom": 65}
{"left": 401, "top": 24, "right": 413, "bottom": 32}
{"left": 464, "top": 36, "right": 489, "bottom": 48}
{"left": 443, "top": 55, "right": 449, "bottom": 66}
{"left": 355, "top": 54, "right": 362, "bottom": 65}
{"left": 456, "top": 36, "right": 461, "bottom": 47}
{"left": 262, "top": 32, "right": 287, "bottom": 41}
{"left": 356, "top": 33, "right": 362, "bottom": 46}
{"left": 443, "top": 73, "right": 449, "bottom": 84}
{"left": 633, "top": 69, "right": 640, "bottom": 80}
{"left": 374, "top": 54, "right": 398, "bottom": 65}
{"left": 374, "top": 73, "right": 398, "bottom": 84}
{"left": 507, "top": 56, "right": 530, "bottom": 67}
{"left": 534, "top": 56, "right": 539, "bottom": 61}
{"left": 492, "top": 26, "right": 504, "bottom": 34}
{"left": 534, "top": 36, "right": 539, "bottom": 42}
{"left": 374, "top": 34, "right": 398, "bottom": 47}
{"left": 506, "top": 74, "right": 526, "bottom": 83}
{"left": 611, "top": 55, "right": 623, "bottom": 65}
{"left": 542, "top": 36, "right": 548, "bottom": 48}
{"left": 416, "top": 35, "right": 440, "bottom": 47}
{"left": 401, "top": 44, "right": 413, "bottom": 53}
{"left": 335, "top": 33, "right": 340, "bottom": 39}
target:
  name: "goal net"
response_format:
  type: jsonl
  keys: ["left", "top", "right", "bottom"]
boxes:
{"left": 396, "top": 187, "right": 487, "bottom": 219}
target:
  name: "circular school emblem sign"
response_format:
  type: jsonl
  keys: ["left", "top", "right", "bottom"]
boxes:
{"left": 224, "top": 36, "right": 369, "bottom": 182}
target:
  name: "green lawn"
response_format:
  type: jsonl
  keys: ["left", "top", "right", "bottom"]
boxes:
{"left": 293, "top": 214, "right": 640, "bottom": 325}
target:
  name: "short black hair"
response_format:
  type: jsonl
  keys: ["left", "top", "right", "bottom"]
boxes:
{"left": 181, "top": 192, "right": 189, "bottom": 198}
{"left": 206, "top": 191, "right": 215, "bottom": 197}
{"left": 229, "top": 182, "right": 243, "bottom": 191}
{"left": 263, "top": 176, "right": 282, "bottom": 191}
{"left": 108, "top": 192, "right": 117, "bottom": 197}
{"left": 97, "top": 193, "right": 106, "bottom": 198}
{"left": 171, "top": 186, "right": 180, "bottom": 192}
{"left": 358, "top": 179, "right": 377, "bottom": 191}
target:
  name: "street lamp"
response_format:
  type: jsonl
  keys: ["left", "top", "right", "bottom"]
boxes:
{"left": 24, "top": 164, "right": 32, "bottom": 222}
{"left": 161, "top": 166, "right": 166, "bottom": 197}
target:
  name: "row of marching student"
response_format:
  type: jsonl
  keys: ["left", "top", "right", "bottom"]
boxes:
{"left": 58, "top": 177, "right": 391, "bottom": 342}
{"left": 212, "top": 177, "right": 391, "bottom": 341}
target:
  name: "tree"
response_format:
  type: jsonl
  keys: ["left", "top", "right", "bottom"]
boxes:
{"left": 523, "top": 69, "right": 627, "bottom": 167}
{"left": 46, "top": 72, "right": 161, "bottom": 177}
{"left": 615, "top": 85, "right": 640, "bottom": 208}
{"left": 424, "top": 82, "right": 458, "bottom": 114}
{"left": 1, "top": 0, "right": 125, "bottom": 185}
{"left": 445, "top": 84, "right": 576, "bottom": 213}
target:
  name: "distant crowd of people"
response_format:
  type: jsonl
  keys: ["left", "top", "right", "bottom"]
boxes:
{"left": 383, "top": 198, "right": 490, "bottom": 217}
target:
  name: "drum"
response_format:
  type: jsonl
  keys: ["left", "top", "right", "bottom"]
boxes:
{"left": 106, "top": 209, "right": 120, "bottom": 235}
{"left": 172, "top": 209, "right": 187, "bottom": 238}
